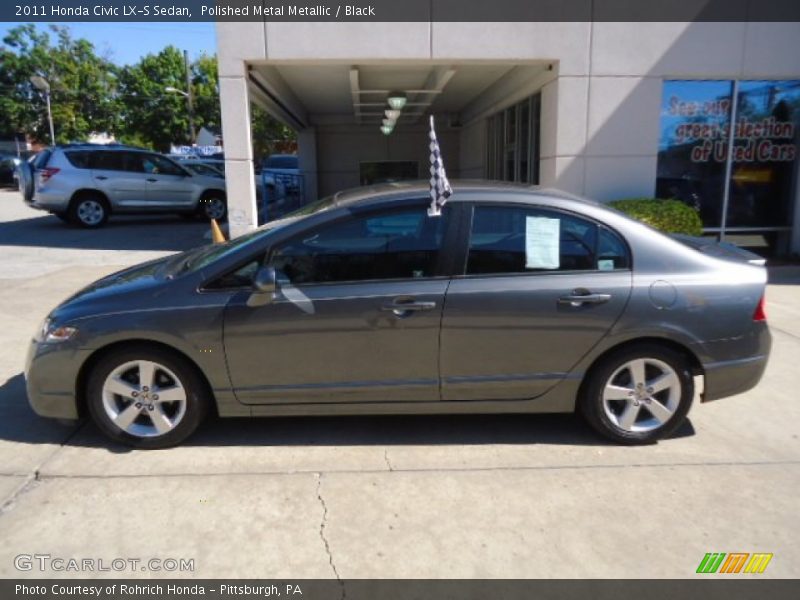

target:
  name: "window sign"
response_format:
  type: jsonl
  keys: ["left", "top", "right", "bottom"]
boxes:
{"left": 657, "top": 80, "right": 799, "bottom": 234}
{"left": 525, "top": 216, "right": 560, "bottom": 270}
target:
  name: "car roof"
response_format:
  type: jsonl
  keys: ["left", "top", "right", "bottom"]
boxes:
{"left": 330, "top": 180, "right": 601, "bottom": 208}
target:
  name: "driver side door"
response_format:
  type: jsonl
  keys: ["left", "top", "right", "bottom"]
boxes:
{"left": 222, "top": 202, "right": 453, "bottom": 404}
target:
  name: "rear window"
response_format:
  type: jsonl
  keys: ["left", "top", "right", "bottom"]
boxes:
{"left": 31, "top": 150, "right": 52, "bottom": 169}
{"left": 64, "top": 150, "right": 91, "bottom": 169}
{"left": 264, "top": 156, "right": 298, "bottom": 169}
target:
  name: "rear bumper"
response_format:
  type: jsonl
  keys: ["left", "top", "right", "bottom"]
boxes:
{"left": 701, "top": 329, "right": 771, "bottom": 402}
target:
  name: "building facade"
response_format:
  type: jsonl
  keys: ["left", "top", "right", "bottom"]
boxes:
{"left": 216, "top": 21, "right": 800, "bottom": 255}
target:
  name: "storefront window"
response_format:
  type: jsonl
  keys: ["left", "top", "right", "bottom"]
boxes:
{"left": 487, "top": 93, "right": 541, "bottom": 184}
{"left": 657, "top": 80, "right": 799, "bottom": 240}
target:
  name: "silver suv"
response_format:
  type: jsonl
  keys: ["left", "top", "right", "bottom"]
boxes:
{"left": 19, "top": 144, "right": 228, "bottom": 228}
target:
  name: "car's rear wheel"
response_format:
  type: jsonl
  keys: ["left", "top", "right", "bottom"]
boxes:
{"left": 580, "top": 344, "right": 694, "bottom": 444}
{"left": 86, "top": 347, "right": 210, "bottom": 449}
{"left": 68, "top": 193, "right": 109, "bottom": 228}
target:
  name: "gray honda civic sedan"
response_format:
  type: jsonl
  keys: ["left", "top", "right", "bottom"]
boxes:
{"left": 26, "top": 182, "right": 771, "bottom": 448}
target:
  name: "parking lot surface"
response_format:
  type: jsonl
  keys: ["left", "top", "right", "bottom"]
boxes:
{"left": 0, "top": 189, "right": 798, "bottom": 578}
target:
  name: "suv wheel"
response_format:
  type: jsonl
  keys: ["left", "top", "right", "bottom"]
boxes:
{"left": 199, "top": 193, "right": 227, "bottom": 221}
{"left": 580, "top": 344, "right": 694, "bottom": 444}
{"left": 69, "top": 193, "right": 109, "bottom": 228}
{"left": 86, "top": 347, "right": 210, "bottom": 449}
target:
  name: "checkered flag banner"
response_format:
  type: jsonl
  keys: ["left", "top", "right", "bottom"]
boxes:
{"left": 428, "top": 115, "right": 452, "bottom": 217}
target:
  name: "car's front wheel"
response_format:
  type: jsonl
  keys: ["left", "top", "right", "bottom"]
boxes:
{"left": 86, "top": 347, "right": 210, "bottom": 449}
{"left": 580, "top": 344, "right": 694, "bottom": 444}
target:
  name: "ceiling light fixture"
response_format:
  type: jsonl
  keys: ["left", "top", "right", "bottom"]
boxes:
{"left": 380, "top": 124, "right": 394, "bottom": 135}
{"left": 385, "top": 108, "right": 401, "bottom": 121}
{"left": 387, "top": 91, "right": 407, "bottom": 110}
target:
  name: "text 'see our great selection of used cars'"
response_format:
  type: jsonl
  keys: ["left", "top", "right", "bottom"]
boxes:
{"left": 25, "top": 182, "right": 771, "bottom": 448}
{"left": 17, "top": 144, "right": 228, "bottom": 227}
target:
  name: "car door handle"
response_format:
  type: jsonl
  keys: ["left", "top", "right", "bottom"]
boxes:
{"left": 558, "top": 290, "right": 612, "bottom": 306}
{"left": 146, "top": 178, "right": 158, "bottom": 183}
{"left": 94, "top": 176, "right": 108, "bottom": 181}
{"left": 381, "top": 300, "right": 437, "bottom": 315}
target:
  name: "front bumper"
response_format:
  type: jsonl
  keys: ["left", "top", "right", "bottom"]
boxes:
{"left": 25, "top": 338, "right": 90, "bottom": 420}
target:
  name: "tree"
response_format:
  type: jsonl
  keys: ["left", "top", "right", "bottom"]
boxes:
{"left": 251, "top": 104, "right": 296, "bottom": 164}
{"left": 0, "top": 24, "right": 120, "bottom": 144}
{"left": 116, "top": 46, "right": 192, "bottom": 151}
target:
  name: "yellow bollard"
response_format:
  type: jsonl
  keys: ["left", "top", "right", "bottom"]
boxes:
{"left": 210, "top": 218, "right": 227, "bottom": 244}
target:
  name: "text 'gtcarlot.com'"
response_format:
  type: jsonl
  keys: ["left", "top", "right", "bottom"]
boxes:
{"left": 14, "top": 553, "right": 194, "bottom": 573}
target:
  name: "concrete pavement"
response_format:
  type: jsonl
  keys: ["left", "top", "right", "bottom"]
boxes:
{"left": 0, "top": 190, "right": 798, "bottom": 578}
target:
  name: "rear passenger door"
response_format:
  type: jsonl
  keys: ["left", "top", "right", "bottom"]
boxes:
{"left": 89, "top": 150, "right": 149, "bottom": 207}
{"left": 440, "top": 203, "right": 633, "bottom": 401}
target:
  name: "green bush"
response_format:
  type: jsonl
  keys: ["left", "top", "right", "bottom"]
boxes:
{"left": 608, "top": 198, "right": 703, "bottom": 236}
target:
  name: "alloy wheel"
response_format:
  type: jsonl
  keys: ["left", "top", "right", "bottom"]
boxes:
{"left": 101, "top": 360, "right": 187, "bottom": 438}
{"left": 204, "top": 197, "right": 226, "bottom": 220}
{"left": 601, "top": 357, "right": 681, "bottom": 433}
{"left": 77, "top": 200, "right": 105, "bottom": 226}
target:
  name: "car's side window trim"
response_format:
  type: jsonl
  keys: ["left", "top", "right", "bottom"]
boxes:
{"left": 457, "top": 202, "right": 633, "bottom": 278}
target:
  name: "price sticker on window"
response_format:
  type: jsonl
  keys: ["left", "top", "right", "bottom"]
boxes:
{"left": 525, "top": 217, "right": 560, "bottom": 269}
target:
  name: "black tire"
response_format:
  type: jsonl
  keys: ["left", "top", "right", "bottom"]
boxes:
{"left": 198, "top": 192, "right": 227, "bottom": 221}
{"left": 68, "top": 192, "right": 109, "bottom": 228}
{"left": 579, "top": 343, "right": 694, "bottom": 445}
{"left": 86, "top": 346, "right": 210, "bottom": 449}
{"left": 19, "top": 160, "right": 34, "bottom": 202}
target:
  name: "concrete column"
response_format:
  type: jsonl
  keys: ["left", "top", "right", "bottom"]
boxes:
{"left": 219, "top": 76, "right": 258, "bottom": 238}
{"left": 539, "top": 76, "right": 589, "bottom": 196}
{"left": 297, "top": 127, "right": 318, "bottom": 204}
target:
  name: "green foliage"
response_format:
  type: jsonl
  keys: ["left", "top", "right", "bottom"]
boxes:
{"left": 608, "top": 198, "right": 704, "bottom": 236}
{"left": 0, "top": 24, "right": 121, "bottom": 143}
{"left": 251, "top": 104, "right": 297, "bottom": 164}
{"left": 117, "top": 45, "right": 192, "bottom": 151}
{"left": 0, "top": 26, "right": 254, "bottom": 152}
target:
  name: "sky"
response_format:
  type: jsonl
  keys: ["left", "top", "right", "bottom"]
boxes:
{"left": 0, "top": 22, "right": 216, "bottom": 64}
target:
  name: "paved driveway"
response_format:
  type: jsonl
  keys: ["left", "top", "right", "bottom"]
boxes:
{"left": 0, "top": 189, "right": 798, "bottom": 578}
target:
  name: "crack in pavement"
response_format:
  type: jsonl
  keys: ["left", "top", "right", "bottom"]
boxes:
{"left": 384, "top": 448, "right": 394, "bottom": 471}
{"left": 316, "top": 474, "right": 345, "bottom": 600}
{"left": 0, "top": 420, "right": 87, "bottom": 517}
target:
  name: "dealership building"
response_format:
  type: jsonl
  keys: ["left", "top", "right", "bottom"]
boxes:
{"left": 216, "top": 20, "right": 800, "bottom": 255}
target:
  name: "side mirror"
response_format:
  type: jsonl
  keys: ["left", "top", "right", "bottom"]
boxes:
{"left": 247, "top": 266, "right": 278, "bottom": 308}
{"left": 253, "top": 266, "right": 277, "bottom": 294}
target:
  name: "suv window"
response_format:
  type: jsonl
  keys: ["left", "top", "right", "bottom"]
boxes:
{"left": 270, "top": 206, "right": 446, "bottom": 284}
{"left": 90, "top": 150, "right": 124, "bottom": 171}
{"left": 142, "top": 154, "right": 186, "bottom": 177}
{"left": 32, "top": 150, "right": 52, "bottom": 169}
{"left": 467, "top": 205, "right": 627, "bottom": 274}
{"left": 64, "top": 150, "right": 91, "bottom": 169}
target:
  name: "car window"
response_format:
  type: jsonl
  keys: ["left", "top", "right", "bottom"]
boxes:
{"left": 32, "top": 150, "right": 52, "bottom": 169}
{"left": 467, "top": 205, "right": 626, "bottom": 274}
{"left": 142, "top": 154, "right": 186, "bottom": 177}
{"left": 90, "top": 151, "right": 124, "bottom": 171}
{"left": 64, "top": 150, "right": 91, "bottom": 169}
{"left": 269, "top": 206, "right": 446, "bottom": 284}
{"left": 597, "top": 226, "right": 631, "bottom": 270}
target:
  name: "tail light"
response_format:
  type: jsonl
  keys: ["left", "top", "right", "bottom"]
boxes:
{"left": 753, "top": 294, "right": 767, "bottom": 322}
{"left": 39, "top": 167, "right": 60, "bottom": 183}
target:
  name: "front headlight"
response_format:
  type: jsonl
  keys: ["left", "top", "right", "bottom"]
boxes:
{"left": 37, "top": 318, "right": 78, "bottom": 343}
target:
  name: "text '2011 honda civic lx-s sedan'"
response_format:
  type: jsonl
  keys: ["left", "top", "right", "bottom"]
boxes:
{"left": 25, "top": 182, "right": 771, "bottom": 448}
